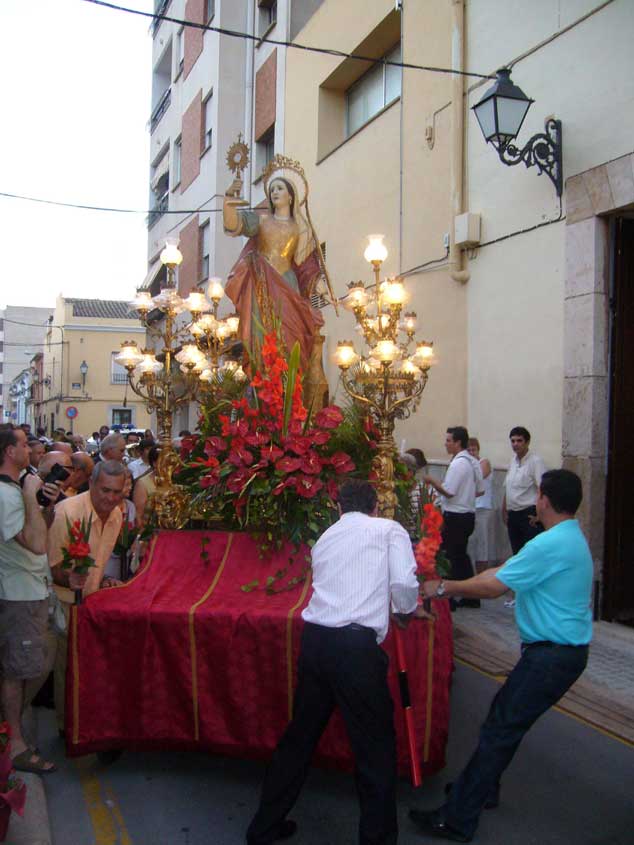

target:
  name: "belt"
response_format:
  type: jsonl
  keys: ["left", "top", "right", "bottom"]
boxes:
{"left": 521, "top": 640, "right": 588, "bottom": 651}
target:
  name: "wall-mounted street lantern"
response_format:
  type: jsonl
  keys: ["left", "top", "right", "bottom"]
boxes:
{"left": 79, "top": 360, "right": 89, "bottom": 392}
{"left": 472, "top": 67, "right": 563, "bottom": 197}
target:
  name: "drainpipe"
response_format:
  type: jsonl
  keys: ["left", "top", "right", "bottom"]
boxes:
{"left": 449, "top": 0, "right": 469, "bottom": 283}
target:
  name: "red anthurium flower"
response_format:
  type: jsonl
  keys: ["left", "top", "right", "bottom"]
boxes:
{"left": 307, "top": 429, "right": 330, "bottom": 445}
{"left": 288, "top": 419, "right": 304, "bottom": 437}
{"left": 295, "top": 474, "right": 323, "bottom": 499}
{"left": 326, "top": 478, "right": 339, "bottom": 500}
{"left": 194, "top": 455, "right": 220, "bottom": 469}
{"left": 200, "top": 469, "right": 220, "bottom": 488}
{"left": 228, "top": 446, "right": 254, "bottom": 467}
{"left": 275, "top": 456, "right": 302, "bottom": 473}
{"left": 300, "top": 450, "right": 322, "bottom": 475}
{"left": 244, "top": 431, "right": 270, "bottom": 447}
{"left": 263, "top": 444, "right": 284, "bottom": 462}
{"left": 315, "top": 405, "right": 344, "bottom": 430}
{"left": 227, "top": 469, "right": 252, "bottom": 493}
{"left": 329, "top": 451, "right": 356, "bottom": 474}
{"left": 285, "top": 436, "right": 311, "bottom": 456}
{"left": 180, "top": 435, "right": 198, "bottom": 458}
{"left": 205, "top": 436, "right": 227, "bottom": 455}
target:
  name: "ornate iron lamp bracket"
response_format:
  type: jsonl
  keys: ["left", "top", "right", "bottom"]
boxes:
{"left": 497, "top": 118, "right": 563, "bottom": 197}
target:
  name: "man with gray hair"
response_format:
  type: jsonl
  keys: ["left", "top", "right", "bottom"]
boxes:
{"left": 95, "top": 433, "right": 126, "bottom": 465}
{"left": 47, "top": 460, "right": 126, "bottom": 732}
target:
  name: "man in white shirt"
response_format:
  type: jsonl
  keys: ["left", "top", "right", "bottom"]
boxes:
{"left": 502, "top": 427, "right": 546, "bottom": 555}
{"left": 423, "top": 427, "right": 483, "bottom": 608}
{"left": 247, "top": 479, "right": 419, "bottom": 845}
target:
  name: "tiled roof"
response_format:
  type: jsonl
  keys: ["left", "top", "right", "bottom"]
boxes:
{"left": 67, "top": 299, "right": 138, "bottom": 320}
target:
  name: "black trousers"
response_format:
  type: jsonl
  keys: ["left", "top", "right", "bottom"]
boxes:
{"left": 507, "top": 506, "right": 543, "bottom": 555}
{"left": 246, "top": 622, "right": 398, "bottom": 845}
{"left": 441, "top": 511, "right": 476, "bottom": 581}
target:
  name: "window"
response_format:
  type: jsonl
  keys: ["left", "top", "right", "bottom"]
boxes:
{"left": 173, "top": 136, "right": 182, "bottom": 186}
{"left": 202, "top": 93, "right": 213, "bottom": 151}
{"left": 258, "top": 0, "right": 277, "bottom": 36}
{"left": 175, "top": 27, "right": 184, "bottom": 76}
{"left": 256, "top": 126, "right": 275, "bottom": 175}
{"left": 205, "top": 0, "right": 215, "bottom": 22}
{"left": 112, "top": 408, "right": 132, "bottom": 427}
{"left": 111, "top": 352, "right": 128, "bottom": 385}
{"left": 346, "top": 43, "right": 401, "bottom": 137}
{"left": 200, "top": 220, "right": 210, "bottom": 280}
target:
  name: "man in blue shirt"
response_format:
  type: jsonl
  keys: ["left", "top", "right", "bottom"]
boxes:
{"left": 410, "top": 469, "right": 592, "bottom": 842}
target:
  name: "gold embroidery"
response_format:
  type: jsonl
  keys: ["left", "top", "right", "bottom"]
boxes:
{"left": 286, "top": 574, "right": 312, "bottom": 720}
{"left": 423, "top": 619, "right": 435, "bottom": 762}
{"left": 188, "top": 534, "right": 234, "bottom": 741}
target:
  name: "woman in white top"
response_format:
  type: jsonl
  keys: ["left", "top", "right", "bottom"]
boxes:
{"left": 466, "top": 438, "right": 494, "bottom": 572}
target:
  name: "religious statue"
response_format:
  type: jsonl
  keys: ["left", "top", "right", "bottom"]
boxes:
{"left": 223, "top": 138, "right": 336, "bottom": 407}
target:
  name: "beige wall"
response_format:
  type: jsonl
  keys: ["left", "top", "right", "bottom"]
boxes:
{"left": 284, "top": 0, "right": 465, "bottom": 459}
{"left": 464, "top": 0, "right": 634, "bottom": 468}
{"left": 38, "top": 297, "right": 151, "bottom": 436}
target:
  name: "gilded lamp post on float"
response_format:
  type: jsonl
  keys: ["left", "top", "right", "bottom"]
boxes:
{"left": 335, "top": 235, "right": 435, "bottom": 518}
{"left": 115, "top": 238, "right": 241, "bottom": 528}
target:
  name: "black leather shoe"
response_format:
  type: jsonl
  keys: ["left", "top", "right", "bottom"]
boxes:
{"left": 444, "top": 781, "right": 499, "bottom": 809}
{"left": 409, "top": 808, "right": 471, "bottom": 842}
{"left": 276, "top": 820, "right": 297, "bottom": 840}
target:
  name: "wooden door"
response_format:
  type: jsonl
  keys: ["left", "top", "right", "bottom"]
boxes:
{"left": 604, "top": 218, "right": 634, "bottom": 621}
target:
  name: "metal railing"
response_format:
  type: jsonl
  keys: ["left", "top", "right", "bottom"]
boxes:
{"left": 147, "top": 192, "right": 169, "bottom": 229}
{"left": 150, "top": 87, "right": 171, "bottom": 133}
{"left": 151, "top": 0, "right": 171, "bottom": 35}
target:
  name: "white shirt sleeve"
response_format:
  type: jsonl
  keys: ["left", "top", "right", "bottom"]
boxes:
{"left": 388, "top": 523, "right": 419, "bottom": 615}
{"left": 532, "top": 455, "right": 546, "bottom": 488}
{"left": 0, "top": 485, "right": 25, "bottom": 543}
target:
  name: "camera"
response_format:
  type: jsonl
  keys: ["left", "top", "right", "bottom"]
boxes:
{"left": 36, "top": 463, "right": 71, "bottom": 507}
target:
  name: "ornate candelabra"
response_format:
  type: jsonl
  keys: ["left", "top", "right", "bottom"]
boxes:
{"left": 116, "top": 239, "right": 240, "bottom": 528}
{"left": 335, "top": 235, "right": 435, "bottom": 518}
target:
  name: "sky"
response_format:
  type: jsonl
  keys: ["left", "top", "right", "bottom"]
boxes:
{"left": 0, "top": 0, "right": 153, "bottom": 309}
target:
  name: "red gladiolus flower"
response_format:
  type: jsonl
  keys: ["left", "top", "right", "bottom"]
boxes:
{"left": 275, "top": 456, "right": 302, "bottom": 474}
{"left": 314, "top": 405, "right": 343, "bottom": 429}
{"left": 295, "top": 474, "right": 323, "bottom": 499}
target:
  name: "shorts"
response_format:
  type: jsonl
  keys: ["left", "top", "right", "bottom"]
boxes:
{"left": 0, "top": 599, "right": 49, "bottom": 680}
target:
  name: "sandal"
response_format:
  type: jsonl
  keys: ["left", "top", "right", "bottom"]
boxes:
{"left": 11, "top": 749, "right": 57, "bottom": 774}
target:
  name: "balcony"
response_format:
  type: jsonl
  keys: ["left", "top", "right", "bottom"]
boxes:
{"left": 150, "top": 88, "right": 171, "bottom": 133}
{"left": 148, "top": 192, "right": 169, "bottom": 229}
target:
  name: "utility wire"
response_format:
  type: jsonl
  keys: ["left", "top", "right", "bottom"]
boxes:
{"left": 81, "top": 0, "right": 494, "bottom": 80}
{"left": 0, "top": 190, "right": 227, "bottom": 215}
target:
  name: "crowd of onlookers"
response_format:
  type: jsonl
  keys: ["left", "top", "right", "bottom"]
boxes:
{"left": 0, "top": 420, "right": 171, "bottom": 774}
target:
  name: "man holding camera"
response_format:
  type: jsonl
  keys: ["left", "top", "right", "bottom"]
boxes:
{"left": 0, "top": 428, "right": 63, "bottom": 774}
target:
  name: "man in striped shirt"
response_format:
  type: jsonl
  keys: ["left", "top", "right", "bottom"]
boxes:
{"left": 247, "top": 479, "right": 419, "bottom": 845}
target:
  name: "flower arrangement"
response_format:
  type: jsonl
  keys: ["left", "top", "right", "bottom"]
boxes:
{"left": 180, "top": 332, "right": 356, "bottom": 570}
{"left": 414, "top": 503, "right": 450, "bottom": 583}
{"left": 0, "top": 723, "right": 26, "bottom": 841}
{"left": 61, "top": 516, "right": 95, "bottom": 574}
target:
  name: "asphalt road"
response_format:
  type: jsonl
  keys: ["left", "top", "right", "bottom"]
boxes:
{"left": 37, "top": 661, "right": 633, "bottom": 845}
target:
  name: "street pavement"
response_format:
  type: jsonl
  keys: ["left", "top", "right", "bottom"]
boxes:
{"left": 20, "top": 653, "right": 633, "bottom": 845}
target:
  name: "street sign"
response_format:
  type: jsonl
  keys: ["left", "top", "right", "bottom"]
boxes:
{"left": 66, "top": 406, "right": 79, "bottom": 420}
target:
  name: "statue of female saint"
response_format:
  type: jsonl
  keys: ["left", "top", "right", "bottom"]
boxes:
{"left": 223, "top": 154, "right": 335, "bottom": 379}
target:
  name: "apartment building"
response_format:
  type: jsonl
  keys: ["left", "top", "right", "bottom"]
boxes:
{"left": 34, "top": 297, "right": 151, "bottom": 436}
{"left": 0, "top": 306, "right": 53, "bottom": 425}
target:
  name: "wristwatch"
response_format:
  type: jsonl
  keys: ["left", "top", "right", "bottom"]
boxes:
{"left": 435, "top": 580, "right": 446, "bottom": 598}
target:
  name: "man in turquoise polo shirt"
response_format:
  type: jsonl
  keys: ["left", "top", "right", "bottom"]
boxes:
{"left": 409, "top": 469, "right": 592, "bottom": 843}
